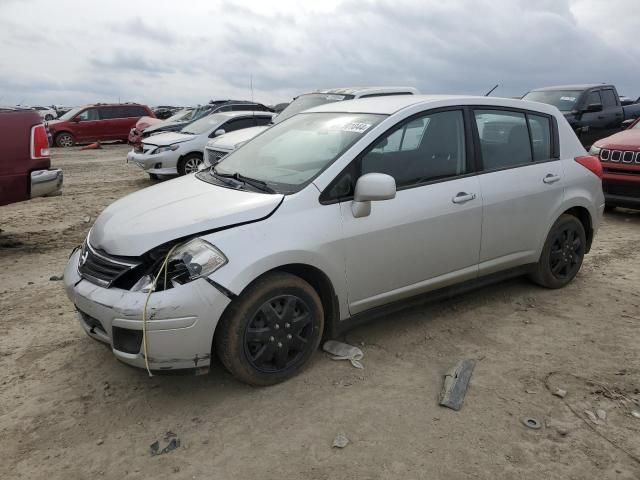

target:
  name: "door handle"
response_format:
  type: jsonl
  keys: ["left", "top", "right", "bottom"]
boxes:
{"left": 543, "top": 174, "right": 561, "bottom": 184}
{"left": 452, "top": 192, "right": 476, "bottom": 204}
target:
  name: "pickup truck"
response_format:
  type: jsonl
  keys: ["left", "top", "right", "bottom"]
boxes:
{"left": 522, "top": 84, "right": 640, "bottom": 147}
{"left": 0, "top": 108, "right": 63, "bottom": 206}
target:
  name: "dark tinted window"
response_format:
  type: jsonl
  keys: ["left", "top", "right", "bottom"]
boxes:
{"left": 527, "top": 114, "right": 552, "bottom": 161}
{"left": 77, "top": 108, "right": 99, "bottom": 121}
{"left": 255, "top": 116, "right": 272, "bottom": 126}
{"left": 601, "top": 89, "right": 618, "bottom": 108}
{"left": 361, "top": 110, "right": 467, "bottom": 188}
{"left": 475, "top": 110, "right": 532, "bottom": 170}
{"left": 216, "top": 105, "right": 232, "bottom": 112}
{"left": 218, "top": 117, "right": 255, "bottom": 134}
{"left": 586, "top": 90, "right": 602, "bottom": 106}
{"left": 98, "top": 107, "right": 118, "bottom": 119}
{"left": 231, "top": 104, "right": 256, "bottom": 111}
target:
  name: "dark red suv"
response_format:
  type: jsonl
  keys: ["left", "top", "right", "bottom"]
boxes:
{"left": 48, "top": 103, "right": 154, "bottom": 147}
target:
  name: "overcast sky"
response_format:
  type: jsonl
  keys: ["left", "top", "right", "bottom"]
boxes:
{"left": 1, "top": 0, "right": 639, "bottom": 107}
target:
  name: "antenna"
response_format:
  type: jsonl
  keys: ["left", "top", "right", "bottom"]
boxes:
{"left": 250, "top": 74, "right": 254, "bottom": 102}
{"left": 484, "top": 84, "right": 499, "bottom": 97}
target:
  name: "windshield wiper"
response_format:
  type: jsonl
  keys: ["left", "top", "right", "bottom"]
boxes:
{"left": 213, "top": 169, "right": 276, "bottom": 193}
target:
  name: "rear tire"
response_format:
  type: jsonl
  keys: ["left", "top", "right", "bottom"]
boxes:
{"left": 177, "top": 153, "right": 203, "bottom": 176}
{"left": 214, "top": 272, "right": 324, "bottom": 386}
{"left": 45, "top": 114, "right": 55, "bottom": 121}
{"left": 529, "top": 214, "right": 586, "bottom": 289}
{"left": 148, "top": 173, "right": 159, "bottom": 180}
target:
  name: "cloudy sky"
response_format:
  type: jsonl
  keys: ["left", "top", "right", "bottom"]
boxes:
{"left": 1, "top": 0, "right": 639, "bottom": 107}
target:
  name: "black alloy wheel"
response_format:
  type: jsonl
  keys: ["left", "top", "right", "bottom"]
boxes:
{"left": 244, "top": 295, "right": 314, "bottom": 373}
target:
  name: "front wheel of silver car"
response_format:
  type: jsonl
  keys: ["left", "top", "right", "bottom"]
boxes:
{"left": 214, "top": 272, "right": 324, "bottom": 386}
{"left": 529, "top": 214, "right": 586, "bottom": 289}
{"left": 178, "top": 154, "right": 203, "bottom": 175}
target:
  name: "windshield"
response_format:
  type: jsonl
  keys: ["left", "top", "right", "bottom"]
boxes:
{"left": 180, "top": 113, "right": 225, "bottom": 135}
{"left": 210, "top": 112, "right": 384, "bottom": 192}
{"left": 165, "top": 109, "right": 193, "bottom": 123}
{"left": 189, "top": 105, "right": 215, "bottom": 122}
{"left": 273, "top": 93, "right": 355, "bottom": 125}
{"left": 522, "top": 90, "right": 583, "bottom": 112}
{"left": 58, "top": 107, "right": 83, "bottom": 121}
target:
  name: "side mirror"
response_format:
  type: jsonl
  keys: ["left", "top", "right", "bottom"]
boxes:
{"left": 73, "top": 117, "right": 82, "bottom": 122}
{"left": 351, "top": 173, "right": 396, "bottom": 218}
{"left": 621, "top": 119, "right": 635, "bottom": 129}
{"left": 214, "top": 129, "right": 225, "bottom": 137}
{"left": 584, "top": 103, "right": 603, "bottom": 113}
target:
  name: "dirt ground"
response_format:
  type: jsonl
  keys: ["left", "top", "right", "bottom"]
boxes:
{"left": 1, "top": 144, "right": 639, "bottom": 479}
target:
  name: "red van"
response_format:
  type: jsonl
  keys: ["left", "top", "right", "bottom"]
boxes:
{"left": 48, "top": 103, "right": 154, "bottom": 147}
{"left": 0, "top": 108, "right": 63, "bottom": 206}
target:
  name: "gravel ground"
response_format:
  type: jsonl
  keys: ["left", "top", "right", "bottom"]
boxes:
{"left": 1, "top": 144, "right": 639, "bottom": 479}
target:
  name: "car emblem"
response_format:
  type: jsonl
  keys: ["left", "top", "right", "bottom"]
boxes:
{"left": 80, "top": 249, "right": 89, "bottom": 266}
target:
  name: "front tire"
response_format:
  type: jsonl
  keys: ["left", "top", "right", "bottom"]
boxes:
{"left": 55, "top": 132, "right": 75, "bottom": 148}
{"left": 215, "top": 272, "right": 324, "bottom": 386}
{"left": 177, "top": 153, "right": 203, "bottom": 175}
{"left": 45, "top": 114, "right": 55, "bottom": 121}
{"left": 148, "top": 173, "right": 159, "bottom": 180}
{"left": 529, "top": 214, "right": 586, "bottom": 289}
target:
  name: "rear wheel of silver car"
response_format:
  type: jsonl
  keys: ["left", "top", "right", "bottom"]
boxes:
{"left": 45, "top": 114, "right": 54, "bottom": 121}
{"left": 55, "top": 132, "right": 75, "bottom": 148}
{"left": 215, "top": 272, "right": 324, "bottom": 386}
{"left": 178, "top": 154, "right": 203, "bottom": 175}
{"left": 530, "top": 214, "right": 586, "bottom": 289}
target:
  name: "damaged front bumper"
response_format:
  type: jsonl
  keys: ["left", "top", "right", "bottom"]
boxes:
{"left": 63, "top": 249, "right": 231, "bottom": 372}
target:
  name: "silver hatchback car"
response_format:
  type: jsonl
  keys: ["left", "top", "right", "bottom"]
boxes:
{"left": 64, "top": 95, "right": 604, "bottom": 385}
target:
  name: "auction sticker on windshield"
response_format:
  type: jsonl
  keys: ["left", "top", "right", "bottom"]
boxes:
{"left": 560, "top": 96, "right": 576, "bottom": 102}
{"left": 341, "top": 122, "right": 372, "bottom": 134}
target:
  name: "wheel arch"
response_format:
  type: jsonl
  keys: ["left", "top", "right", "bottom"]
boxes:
{"left": 216, "top": 262, "right": 341, "bottom": 340}
{"left": 561, "top": 206, "right": 593, "bottom": 253}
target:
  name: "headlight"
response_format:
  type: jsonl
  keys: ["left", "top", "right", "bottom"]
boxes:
{"left": 163, "top": 239, "right": 227, "bottom": 286}
{"left": 154, "top": 144, "right": 179, "bottom": 154}
{"left": 588, "top": 145, "right": 601, "bottom": 156}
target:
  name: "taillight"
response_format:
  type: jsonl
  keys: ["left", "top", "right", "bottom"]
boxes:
{"left": 31, "top": 124, "right": 50, "bottom": 159}
{"left": 575, "top": 155, "right": 603, "bottom": 179}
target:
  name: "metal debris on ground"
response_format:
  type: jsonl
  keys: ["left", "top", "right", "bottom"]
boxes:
{"left": 522, "top": 417, "right": 542, "bottom": 430}
{"left": 439, "top": 359, "right": 475, "bottom": 411}
{"left": 150, "top": 431, "right": 181, "bottom": 456}
{"left": 596, "top": 409, "right": 607, "bottom": 421}
{"left": 332, "top": 433, "right": 349, "bottom": 449}
{"left": 631, "top": 410, "right": 640, "bottom": 419}
{"left": 584, "top": 410, "right": 600, "bottom": 424}
{"left": 323, "top": 340, "right": 364, "bottom": 369}
{"left": 552, "top": 388, "right": 567, "bottom": 398}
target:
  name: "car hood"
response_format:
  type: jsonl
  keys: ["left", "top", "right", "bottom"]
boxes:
{"left": 142, "top": 131, "right": 195, "bottom": 147}
{"left": 90, "top": 175, "right": 284, "bottom": 256}
{"left": 136, "top": 116, "right": 163, "bottom": 131}
{"left": 206, "top": 126, "right": 269, "bottom": 151}
{"left": 145, "top": 121, "right": 187, "bottom": 134}
{"left": 594, "top": 129, "right": 640, "bottom": 149}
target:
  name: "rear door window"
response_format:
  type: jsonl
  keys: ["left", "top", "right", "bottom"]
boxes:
{"left": 474, "top": 109, "right": 555, "bottom": 170}
{"left": 216, "top": 117, "right": 255, "bottom": 136}
{"left": 254, "top": 116, "right": 272, "bottom": 126}
{"left": 601, "top": 89, "right": 618, "bottom": 108}
{"left": 474, "top": 110, "right": 532, "bottom": 169}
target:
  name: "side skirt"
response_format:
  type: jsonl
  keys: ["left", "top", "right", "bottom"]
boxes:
{"left": 334, "top": 264, "right": 536, "bottom": 336}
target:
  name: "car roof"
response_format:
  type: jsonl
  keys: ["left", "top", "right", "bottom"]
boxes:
{"left": 308, "top": 86, "right": 418, "bottom": 96}
{"left": 529, "top": 84, "right": 612, "bottom": 92}
{"left": 81, "top": 103, "right": 148, "bottom": 108}
{"left": 208, "top": 111, "right": 275, "bottom": 119}
{"left": 306, "top": 94, "right": 561, "bottom": 116}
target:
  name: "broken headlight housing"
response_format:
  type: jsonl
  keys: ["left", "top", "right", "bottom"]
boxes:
{"left": 131, "top": 238, "right": 227, "bottom": 292}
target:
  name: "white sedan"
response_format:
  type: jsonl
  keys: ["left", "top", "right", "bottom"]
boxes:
{"left": 127, "top": 111, "right": 274, "bottom": 178}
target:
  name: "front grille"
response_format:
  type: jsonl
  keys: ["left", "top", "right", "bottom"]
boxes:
{"left": 206, "top": 148, "right": 228, "bottom": 165}
{"left": 141, "top": 144, "right": 155, "bottom": 154}
{"left": 603, "top": 181, "right": 640, "bottom": 198}
{"left": 78, "top": 241, "right": 141, "bottom": 288}
{"left": 600, "top": 149, "right": 640, "bottom": 164}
